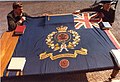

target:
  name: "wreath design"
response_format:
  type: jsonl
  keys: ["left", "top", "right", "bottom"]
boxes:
{"left": 46, "top": 26, "right": 80, "bottom": 52}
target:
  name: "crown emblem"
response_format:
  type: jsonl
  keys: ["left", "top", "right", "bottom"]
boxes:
{"left": 56, "top": 26, "right": 68, "bottom": 32}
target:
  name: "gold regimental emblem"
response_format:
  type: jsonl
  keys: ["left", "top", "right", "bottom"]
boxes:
{"left": 40, "top": 25, "right": 88, "bottom": 60}
{"left": 46, "top": 25, "right": 81, "bottom": 52}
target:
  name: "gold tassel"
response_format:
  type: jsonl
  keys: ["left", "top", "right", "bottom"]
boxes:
{"left": 48, "top": 16, "right": 50, "bottom": 21}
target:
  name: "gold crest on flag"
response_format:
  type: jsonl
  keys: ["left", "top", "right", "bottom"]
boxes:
{"left": 40, "top": 25, "right": 88, "bottom": 61}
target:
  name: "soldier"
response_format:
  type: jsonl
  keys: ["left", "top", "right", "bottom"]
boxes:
{"left": 7, "top": 2, "right": 29, "bottom": 31}
{"left": 73, "top": 0, "right": 116, "bottom": 25}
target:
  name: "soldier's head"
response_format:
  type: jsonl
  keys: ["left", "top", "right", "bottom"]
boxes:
{"left": 13, "top": 2, "right": 23, "bottom": 15}
{"left": 100, "top": 0, "right": 112, "bottom": 11}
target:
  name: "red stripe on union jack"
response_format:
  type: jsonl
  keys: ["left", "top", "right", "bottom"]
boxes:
{"left": 104, "top": 30, "right": 120, "bottom": 49}
{"left": 74, "top": 12, "right": 101, "bottom": 29}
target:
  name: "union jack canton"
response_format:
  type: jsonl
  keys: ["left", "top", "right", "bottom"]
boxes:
{"left": 74, "top": 12, "right": 101, "bottom": 29}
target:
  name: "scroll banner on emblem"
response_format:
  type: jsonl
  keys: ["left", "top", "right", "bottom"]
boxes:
{"left": 40, "top": 48, "right": 87, "bottom": 60}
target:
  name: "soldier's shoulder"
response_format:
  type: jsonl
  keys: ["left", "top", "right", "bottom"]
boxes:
{"left": 7, "top": 11, "right": 14, "bottom": 17}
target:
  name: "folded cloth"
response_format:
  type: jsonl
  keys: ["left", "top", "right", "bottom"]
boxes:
{"left": 99, "top": 22, "right": 112, "bottom": 30}
{"left": 110, "top": 49, "right": 120, "bottom": 68}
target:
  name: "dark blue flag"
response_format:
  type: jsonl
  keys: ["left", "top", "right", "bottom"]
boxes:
{"left": 6, "top": 14, "right": 117, "bottom": 76}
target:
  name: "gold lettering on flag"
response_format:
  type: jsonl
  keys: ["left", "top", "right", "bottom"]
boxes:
{"left": 39, "top": 48, "right": 87, "bottom": 60}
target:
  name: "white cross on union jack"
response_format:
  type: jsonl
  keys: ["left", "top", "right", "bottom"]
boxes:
{"left": 74, "top": 12, "right": 101, "bottom": 29}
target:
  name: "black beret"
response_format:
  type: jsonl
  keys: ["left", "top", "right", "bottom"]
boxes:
{"left": 100, "top": 0, "right": 112, "bottom": 4}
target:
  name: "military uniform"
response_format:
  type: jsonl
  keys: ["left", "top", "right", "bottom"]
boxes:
{"left": 80, "top": 5, "right": 115, "bottom": 24}
{"left": 7, "top": 10, "right": 28, "bottom": 31}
